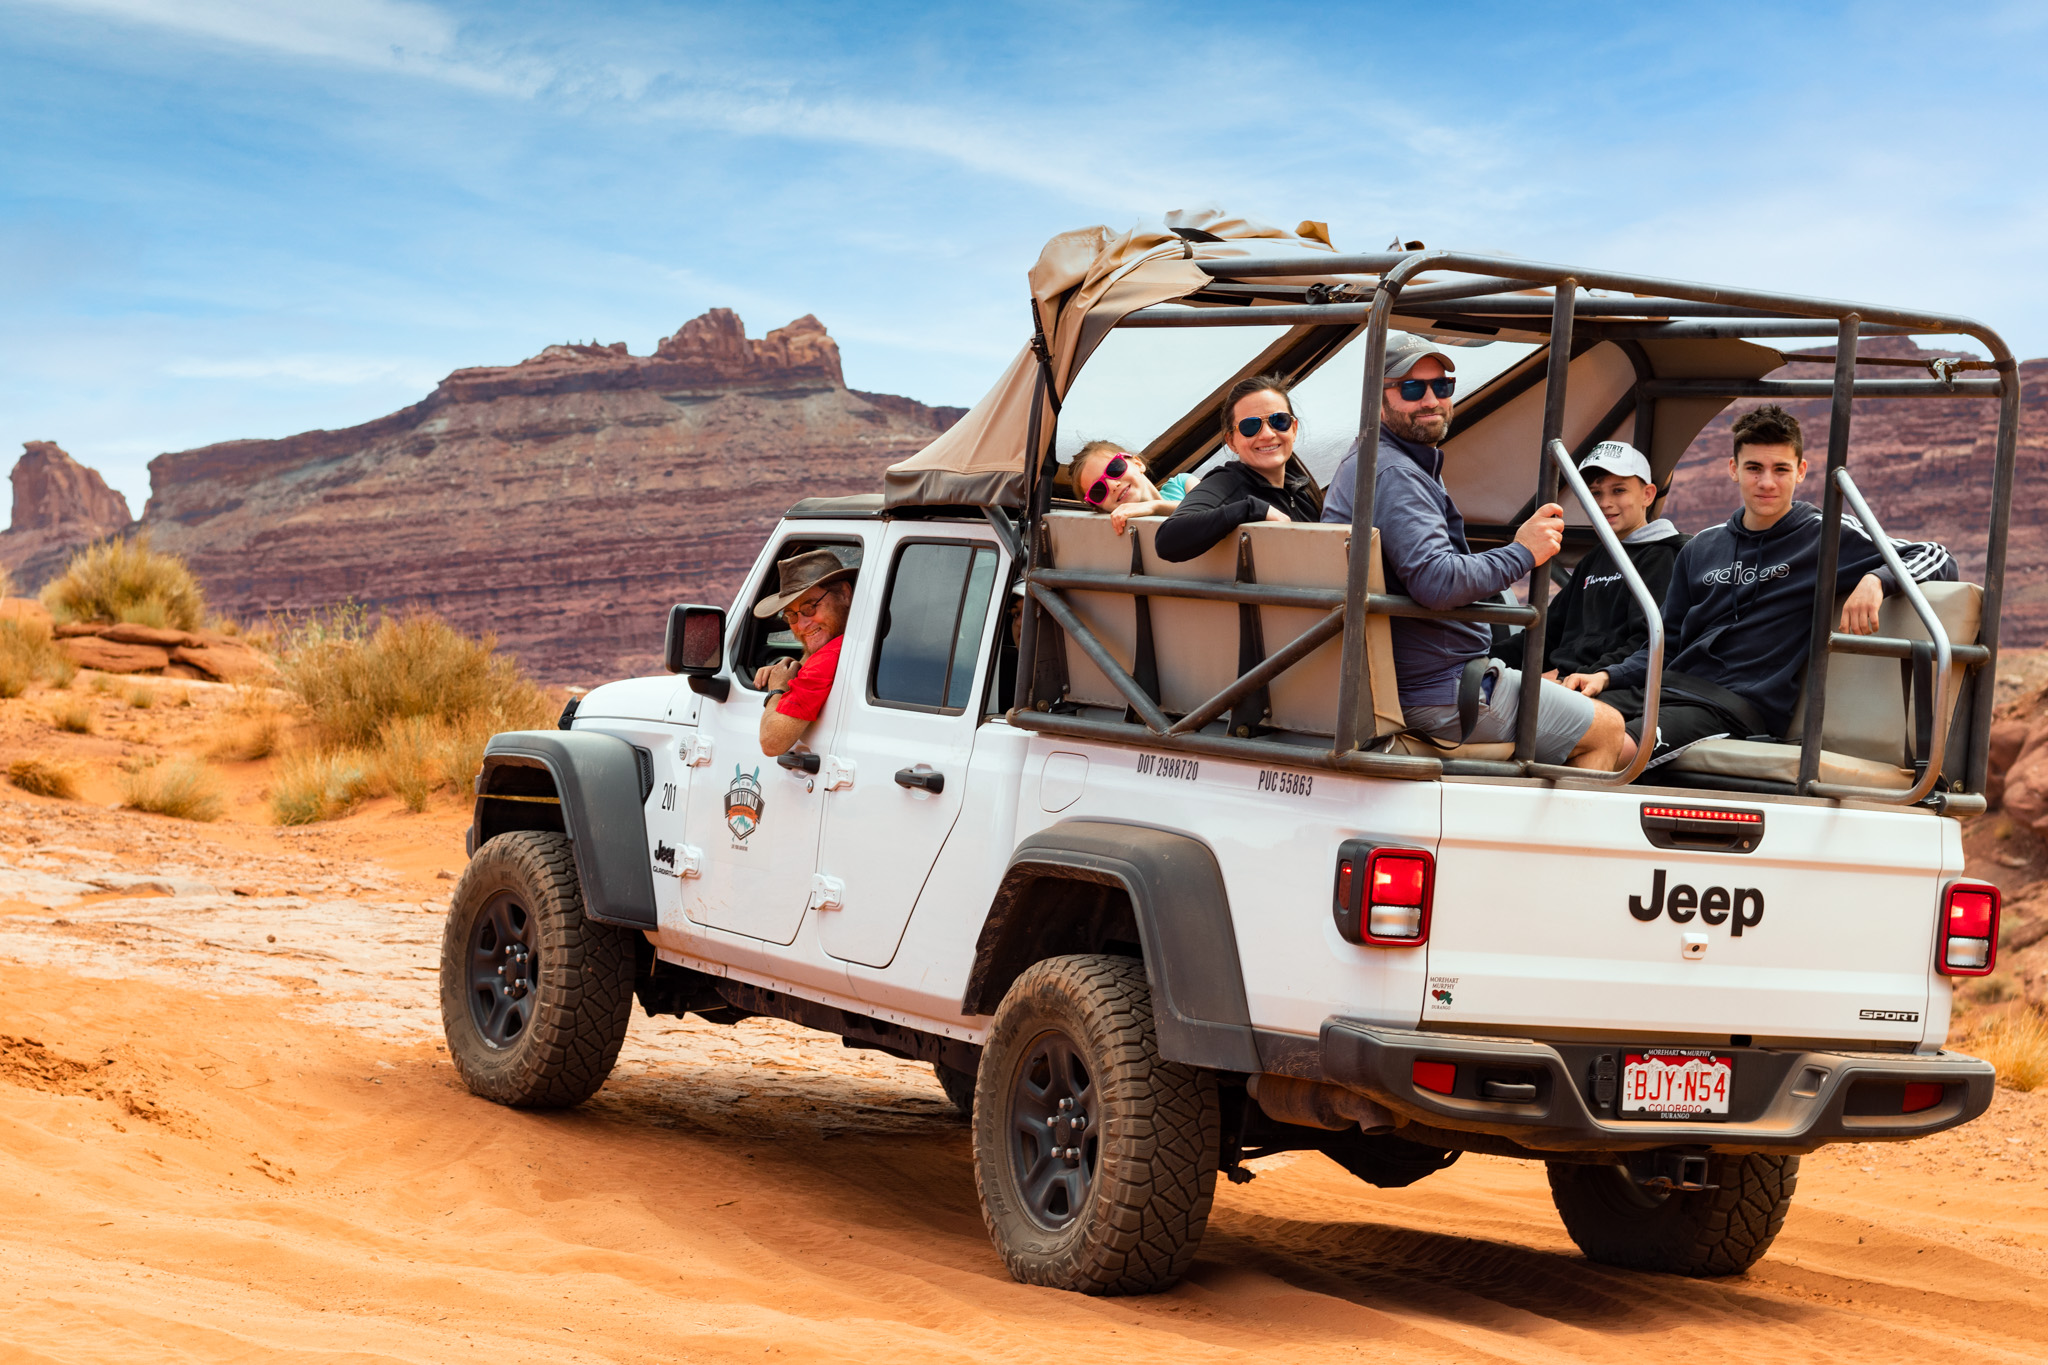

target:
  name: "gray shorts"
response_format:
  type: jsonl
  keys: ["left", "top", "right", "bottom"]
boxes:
{"left": 1405, "top": 661, "right": 1598, "bottom": 765}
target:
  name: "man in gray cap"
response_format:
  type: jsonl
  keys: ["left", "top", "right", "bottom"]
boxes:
{"left": 750, "top": 547, "right": 858, "bottom": 757}
{"left": 1322, "top": 337, "right": 1632, "bottom": 769}
{"left": 1498, "top": 440, "right": 1688, "bottom": 720}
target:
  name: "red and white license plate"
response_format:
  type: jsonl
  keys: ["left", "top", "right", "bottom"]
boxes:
{"left": 1621, "top": 1050, "right": 1733, "bottom": 1118}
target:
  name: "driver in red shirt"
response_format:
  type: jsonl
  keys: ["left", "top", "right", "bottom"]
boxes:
{"left": 751, "top": 548, "right": 858, "bottom": 757}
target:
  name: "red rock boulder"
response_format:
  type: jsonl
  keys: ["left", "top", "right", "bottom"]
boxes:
{"left": 59, "top": 637, "right": 169, "bottom": 673}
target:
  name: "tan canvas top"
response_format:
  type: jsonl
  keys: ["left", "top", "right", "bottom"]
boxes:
{"left": 882, "top": 208, "right": 1342, "bottom": 509}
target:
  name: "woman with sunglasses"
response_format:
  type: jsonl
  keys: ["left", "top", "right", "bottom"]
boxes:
{"left": 1072, "top": 440, "right": 1196, "bottom": 535}
{"left": 1154, "top": 375, "right": 1322, "bottom": 562}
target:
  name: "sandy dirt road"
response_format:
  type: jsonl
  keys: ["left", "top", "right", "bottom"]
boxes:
{"left": 3, "top": 782, "right": 2047, "bottom": 1364}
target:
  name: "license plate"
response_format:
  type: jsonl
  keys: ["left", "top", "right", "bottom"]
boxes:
{"left": 1620, "top": 1050, "right": 1733, "bottom": 1118}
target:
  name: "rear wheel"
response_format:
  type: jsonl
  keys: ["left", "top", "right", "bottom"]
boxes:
{"left": 972, "top": 954, "right": 1219, "bottom": 1294}
{"left": 439, "top": 831, "right": 637, "bottom": 1108}
{"left": 1547, "top": 1153, "right": 1799, "bottom": 1275}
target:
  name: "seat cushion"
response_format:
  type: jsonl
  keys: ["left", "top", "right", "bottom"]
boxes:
{"left": 1662, "top": 738, "right": 1913, "bottom": 790}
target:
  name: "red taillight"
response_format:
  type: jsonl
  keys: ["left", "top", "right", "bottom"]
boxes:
{"left": 1936, "top": 880, "right": 2000, "bottom": 977}
{"left": 1333, "top": 841, "right": 1435, "bottom": 946}
{"left": 1372, "top": 854, "right": 1428, "bottom": 907}
{"left": 1902, "top": 1082, "right": 1944, "bottom": 1114}
{"left": 1413, "top": 1060, "right": 1457, "bottom": 1095}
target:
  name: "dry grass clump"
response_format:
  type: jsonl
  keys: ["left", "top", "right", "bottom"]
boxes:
{"left": 0, "top": 618, "right": 78, "bottom": 696}
{"left": 41, "top": 533, "right": 205, "bottom": 631}
{"left": 270, "top": 611, "right": 552, "bottom": 822}
{"left": 1968, "top": 1005, "right": 2048, "bottom": 1092}
{"left": 210, "top": 711, "right": 283, "bottom": 762}
{"left": 121, "top": 757, "right": 224, "bottom": 822}
{"left": 269, "top": 750, "right": 375, "bottom": 826}
{"left": 8, "top": 756, "right": 80, "bottom": 800}
{"left": 50, "top": 697, "right": 94, "bottom": 733}
{"left": 128, "top": 685, "right": 155, "bottom": 709}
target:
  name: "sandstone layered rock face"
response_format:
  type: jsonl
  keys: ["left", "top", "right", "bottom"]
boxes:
{"left": 137, "top": 312, "right": 963, "bottom": 681}
{"left": 0, "top": 441, "right": 135, "bottom": 589}
{"left": 1661, "top": 338, "right": 2048, "bottom": 646}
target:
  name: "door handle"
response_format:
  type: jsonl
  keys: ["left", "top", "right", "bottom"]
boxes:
{"left": 777, "top": 751, "right": 821, "bottom": 774}
{"left": 894, "top": 766, "right": 945, "bottom": 794}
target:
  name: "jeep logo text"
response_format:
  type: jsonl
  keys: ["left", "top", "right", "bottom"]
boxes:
{"left": 1629, "top": 868, "right": 1764, "bottom": 936}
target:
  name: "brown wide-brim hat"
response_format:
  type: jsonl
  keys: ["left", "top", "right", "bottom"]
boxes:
{"left": 751, "top": 547, "right": 861, "bottom": 618}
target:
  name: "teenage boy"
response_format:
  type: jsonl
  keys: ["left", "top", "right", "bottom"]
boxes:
{"left": 1495, "top": 440, "right": 1687, "bottom": 720}
{"left": 1578, "top": 406, "right": 1956, "bottom": 764}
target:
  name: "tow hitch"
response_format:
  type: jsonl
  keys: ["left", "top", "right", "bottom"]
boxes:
{"left": 1628, "top": 1149, "right": 1718, "bottom": 1192}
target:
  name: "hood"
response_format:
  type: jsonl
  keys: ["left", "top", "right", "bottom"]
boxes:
{"left": 1623, "top": 517, "right": 1682, "bottom": 545}
{"left": 1721, "top": 499, "right": 1821, "bottom": 541}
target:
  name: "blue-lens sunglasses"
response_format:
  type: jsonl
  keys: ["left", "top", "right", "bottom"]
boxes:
{"left": 1389, "top": 376, "right": 1456, "bottom": 402}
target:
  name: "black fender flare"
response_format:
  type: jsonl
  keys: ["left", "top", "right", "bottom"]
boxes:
{"left": 470, "top": 731, "right": 657, "bottom": 930}
{"left": 964, "top": 819, "right": 1259, "bottom": 1073}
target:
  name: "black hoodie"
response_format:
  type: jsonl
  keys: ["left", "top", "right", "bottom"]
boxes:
{"left": 1604, "top": 500, "right": 1956, "bottom": 736}
{"left": 1497, "top": 519, "right": 1688, "bottom": 677}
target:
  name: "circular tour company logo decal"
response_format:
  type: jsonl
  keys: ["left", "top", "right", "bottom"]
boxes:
{"left": 725, "top": 765, "right": 765, "bottom": 842}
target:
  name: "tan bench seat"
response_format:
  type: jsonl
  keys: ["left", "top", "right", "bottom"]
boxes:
{"left": 1041, "top": 510, "right": 1515, "bottom": 758}
{"left": 1659, "top": 580, "right": 1981, "bottom": 790}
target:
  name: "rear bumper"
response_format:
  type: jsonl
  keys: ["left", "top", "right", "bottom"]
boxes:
{"left": 1320, "top": 1018, "right": 1996, "bottom": 1154}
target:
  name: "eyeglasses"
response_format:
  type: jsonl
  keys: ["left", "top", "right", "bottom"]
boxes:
{"left": 1085, "top": 454, "right": 1130, "bottom": 506}
{"left": 1388, "top": 376, "right": 1456, "bottom": 402}
{"left": 781, "top": 590, "right": 834, "bottom": 626}
{"left": 1234, "top": 411, "right": 1297, "bottom": 439}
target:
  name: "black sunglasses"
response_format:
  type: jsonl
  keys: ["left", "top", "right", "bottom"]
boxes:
{"left": 1234, "top": 411, "right": 1297, "bottom": 439}
{"left": 1085, "top": 454, "right": 1129, "bottom": 506}
{"left": 1389, "top": 376, "right": 1456, "bottom": 402}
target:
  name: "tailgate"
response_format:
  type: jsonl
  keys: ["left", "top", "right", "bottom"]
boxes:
{"left": 1426, "top": 785, "right": 1942, "bottom": 1045}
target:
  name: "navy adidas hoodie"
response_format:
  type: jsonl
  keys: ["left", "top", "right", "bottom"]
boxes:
{"left": 1603, "top": 500, "right": 1956, "bottom": 736}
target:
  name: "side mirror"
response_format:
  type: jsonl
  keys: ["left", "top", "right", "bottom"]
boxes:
{"left": 666, "top": 604, "right": 726, "bottom": 675}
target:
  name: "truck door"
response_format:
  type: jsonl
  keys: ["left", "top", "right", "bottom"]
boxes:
{"left": 813, "top": 529, "right": 1004, "bottom": 968}
{"left": 679, "top": 528, "right": 877, "bottom": 947}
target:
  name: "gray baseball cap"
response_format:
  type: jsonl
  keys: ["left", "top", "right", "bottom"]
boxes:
{"left": 1383, "top": 337, "right": 1457, "bottom": 381}
{"left": 1579, "top": 440, "right": 1654, "bottom": 484}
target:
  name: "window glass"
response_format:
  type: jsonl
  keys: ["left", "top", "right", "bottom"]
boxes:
{"left": 946, "top": 549, "right": 999, "bottom": 708}
{"left": 874, "top": 543, "right": 975, "bottom": 707}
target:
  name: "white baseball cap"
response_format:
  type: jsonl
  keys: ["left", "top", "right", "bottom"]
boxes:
{"left": 1579, "top": 440, "right": 1654, "bottom": 484}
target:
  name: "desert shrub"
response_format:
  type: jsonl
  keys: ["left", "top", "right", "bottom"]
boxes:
{"left": 7, "top": 756, "right": 79, "bottom": 799}
{"left": 269, "top": 749, "right": 376, "bottom": 825}
{"left": 373, "top": 715, "right": 442, "bottom": 813}
{"left": 1969, "top": 1006, "right": 2048, "bottom": 1092}
{"left": 41, "top": 533, "right": 205, "bottom": 631}
{"left": 281, "top": 613, "right": 548, "bottom": 749}
{"left": 50, "top": 698, "right": 94, "bottom": 733}
{"left": 210, "top": 711, "right": 283, "bottom": 762}
{"left": 128, "top": 685, "right": 155, "bottom": 709}
{"left": 121, "top": 756, "right": 224, "bottom": 821}
{"left": 0, "top": 618, "right": 76, "bottom": 696}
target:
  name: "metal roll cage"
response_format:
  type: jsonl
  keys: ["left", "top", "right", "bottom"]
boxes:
{"left": 1008, "top": 247, "right": 2019, "bottom": 812}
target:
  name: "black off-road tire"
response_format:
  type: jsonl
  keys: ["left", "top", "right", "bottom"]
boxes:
{"left": 1547, "top": 1153, "right": 1800, "bottom": 1276}
{"left": 934, "top": 1061, "right": 976, "bottom": 1116}
{"left": 439, "top": 831, "right": 637, "bottom": 1108}
{"left": 973, "top": 954, "right": 1219, "bottom": 1295}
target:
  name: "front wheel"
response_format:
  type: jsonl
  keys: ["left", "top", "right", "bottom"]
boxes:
{"left": 439, "top": 831, "right": 637, "bottom": 1108}
{"left": 1547, "top": 1153, "right": 1799, "bottom": 1276}
{"left": 972, "top": 954, "right": 1219, "bottom": 1294}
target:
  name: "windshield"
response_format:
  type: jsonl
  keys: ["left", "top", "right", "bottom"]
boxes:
{"left": 1056, "top": 325, "right": 1538, "bottom": 486}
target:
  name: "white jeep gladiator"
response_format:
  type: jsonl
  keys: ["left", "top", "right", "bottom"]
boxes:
{"left": 440, "top": 229, "right": 2017, "bottom": 1294}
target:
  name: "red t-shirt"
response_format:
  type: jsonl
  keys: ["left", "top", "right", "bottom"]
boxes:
{"left": 776, "top": 634, "right": 843, "bottom": 723}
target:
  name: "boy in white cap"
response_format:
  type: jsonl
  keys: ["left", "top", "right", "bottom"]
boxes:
{"left": 1499, "top": 440, "right": 1686, "bottom": 720}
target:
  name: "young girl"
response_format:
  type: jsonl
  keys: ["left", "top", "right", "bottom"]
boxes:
{"left": 1071, "top": 440, "right": 1197, "bottom": 535}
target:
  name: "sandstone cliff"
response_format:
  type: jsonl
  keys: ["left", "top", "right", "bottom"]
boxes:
{"left": 0, "top": 440, "right": 135, "bottom": 589}
{"left": 134, "top": 311, "right": 962, "bottom": 681}
{"left": 1661, "top": 338, "right": 2048, "bottom": 646}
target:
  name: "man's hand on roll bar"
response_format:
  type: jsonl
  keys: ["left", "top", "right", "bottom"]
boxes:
{"left": 1840, "top": 573, "right": 1884, "bottom": 635}
{"left": 1514, "top": 502, "right": 1565, "bottom": 565}
{"left": 1560, "top": 670, "right": 1609, "bottom": 698}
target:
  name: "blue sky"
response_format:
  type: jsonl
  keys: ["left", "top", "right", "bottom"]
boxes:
{"left": 4, "top": 0, "right": 2045, "bottom": 521}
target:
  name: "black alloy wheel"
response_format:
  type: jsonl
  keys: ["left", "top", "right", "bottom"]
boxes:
{"left": 1008, "top": 1031, "right": 1100, "bottom": 1228}
{"left": 439, "top": 830, "right": 637, "bottom": 1108}
{"left": 467, "top": 889, "right": 539, "bottom": 1048}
